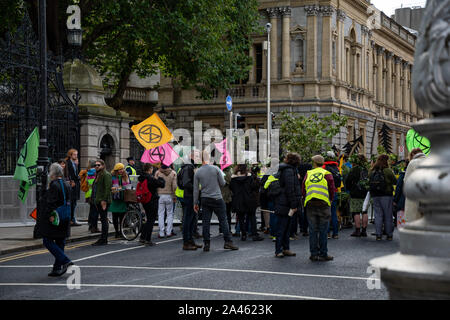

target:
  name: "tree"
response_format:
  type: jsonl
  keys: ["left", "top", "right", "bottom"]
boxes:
{"left": 277, "top": 111, "right": 348, "bottom": 162}
{"left": 379, "top": 123, "right": 392, "bottom": 154}
{"left": 2, "top": 0, "right": 261, "bottom": 109}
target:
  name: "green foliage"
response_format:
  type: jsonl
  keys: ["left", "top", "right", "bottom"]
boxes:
{"left": 277, "top": 111, "right": 348, "bottom": 163}
{"left": 0, "top": 0, "right": 25, "bottom": 37}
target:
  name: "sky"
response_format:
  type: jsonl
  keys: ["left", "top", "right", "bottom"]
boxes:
{"left": 370, "top": 0, "right": 427, "bottom": 17}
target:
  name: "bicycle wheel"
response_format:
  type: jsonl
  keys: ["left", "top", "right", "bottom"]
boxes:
{"left": 121, "top": 204, "right": 143, "bottom": 241}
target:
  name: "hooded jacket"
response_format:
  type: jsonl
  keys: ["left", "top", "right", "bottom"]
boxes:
{"left": 138, "top": 172, "right": 165, "bottom": 203}
{"left": 275, "top": 163, "right": 302, "bottom": 215}
{"left": 154, "top": 167, "right": 177, "bottom": 198}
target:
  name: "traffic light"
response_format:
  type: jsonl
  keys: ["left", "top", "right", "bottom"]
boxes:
{"left": 237, "top": 115, "right": 246, "bottom": 129}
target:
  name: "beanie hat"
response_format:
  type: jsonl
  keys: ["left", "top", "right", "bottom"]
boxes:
{"left": 113, "top": 163, "right": 125, "bottom": 171}
{"left": 311, "top": 155, "right": 325, "bottom": 166}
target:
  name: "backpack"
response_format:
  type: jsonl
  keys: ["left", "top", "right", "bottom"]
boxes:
{"left": 176, "top": 165, "right": 188, "bottom": 190}
{"left": 136, "top": 178, "right": 152, "bottom": 204}
{"left": 267, "top": 173, "right": 282, "bottom": 199}
{"left": 351, "top": 167, "right": 369, "bottom": 198}
{"left": 369, "top": 169, "right": 386, "bottom": 195}
{"left": 80, "top": 171, "right": 89, "bottom": 193}
{"left": 325, "top": 165, "right": 342, "bottom": 189}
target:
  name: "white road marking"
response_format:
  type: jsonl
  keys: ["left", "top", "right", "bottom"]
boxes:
{"left": 0, "top": 264, "right": 368, "bottom": 281}
{"left": 0, "top": 282, "right": 334, "bottom": 300}
{"left": 71, "top": 237, "right": 182, "bottom": 263}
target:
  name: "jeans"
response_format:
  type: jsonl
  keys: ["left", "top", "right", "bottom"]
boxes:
{"left": 71, "top": 199, "right": 77, "bottom": 222}
{"left": 182, "top": 196, "right": 196, "bottom": 242}
{"left": 88, "top": 203, "right": 99, "bottom": 230}
{"left": 270, "top": 212, "right": 278, "bottom": 237}
{"left": 43, "top": 237, "right": 71, "bottom": 270}
{"left": 96, "top": 204, "right": 109, "bottom": 241}
{"left": 236, "top": 209, "right": 258, "bottom": 236}
{"left": 299, "top": 205, "right": 309, "bottom": 234}
{"left": 200, "top": 197, "right": 232, "bottom": 243}
{"left": 307, "top": 205, "right": 331, "bottom": 257}
{"left": 158, "top": 194, "right": 174, "bottom": 236}
{"left": 275, "top": 215, "right": 291, "bottom": 254}
{"left": 219, "top": 202, "right": 232, "bottom": 234}
{"left": 373, "top": 196, "right": 394, "bottom": 237}
{"left": 141, "top": 200, "right": 158, "bottom": 242}
{"left": 289, "top": 211, "right": 298, "bottom": 236}
{"left": 329, "top": 194, "right": 339, "bottom": 236}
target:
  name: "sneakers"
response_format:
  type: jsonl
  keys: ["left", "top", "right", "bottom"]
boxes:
{"left": 332, "top": 234, "right": 339, "bottom": 240}
{"left": 167, "top": 232, "right": 177, "bottom": 237}
{"left": 318, "top": 255, "right": 334, "bottom": 262}
{"left": 376, "top": 235, "right": 382, "bottom": 241}
{"left": 309, "top": 255, "right": 320, "bottom": 262}
{"left": 275, "top": 252, "right": 284, "bottom": 258}
{"left": 224, "top": 241, "right": 239, "bottom": 250}
{"left": 327, "top": 233, "right": 331, "bottom": 239}
{"left": 144, "top": 241, "right": 155, "bottom": 246}
{"left": 203, "top": 241, "right": 210, "bottom": 252}
{"left": 271, "top": 236, "right": 276, "bottom": 242}
{"left": 92, "top": 239, "right": 107, "bottom": 246}
{"left": 387, "top": 236, "right": 393, "bottom": 241}
{"left": 158, "top": 234, "right": 165, "bottom": 239}
{"left": 282, "top": 250, "right": 296, "bottom": 257}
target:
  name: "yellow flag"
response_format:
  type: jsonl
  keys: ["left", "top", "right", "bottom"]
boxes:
{"left": 131, "top": 113, "right": 173, "bottom": 150}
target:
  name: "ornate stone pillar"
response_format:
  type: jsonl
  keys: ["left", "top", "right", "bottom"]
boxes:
{"left": 369, "top": 41, "right": 375, "bottom": 96}
{"left": 337, "top": 10, "right": 346, "bottom": 82}
{"left": 386, "top": 52, "right": 393, "bottom": 106}
{"left": 321, "top": 5, "right": 334, "bottom": 80}
{"left": 305, "top": 5, "right": 319, "bottom": 99}
{"left": 267, "top": 8, "right": 279, "bottom": 81}
{"left": 402, "top": 61, "right": 409, "bottom": 113}
{"left": 280, "top": 7, "right": 291, "bottom": 80}
{"left": 249, "top": 44, "right": 256, "bottom": 84}
{"left": 395, "top": 57, "right": 402, "bottom": 109}
{"left": 408, "top": 64, "right": 414, "bottom": 114}
{"left": 371, "top": 0, "right": 450, "bottom": 299}
{"left": 376, "top": 46, "right": 384, "bottom": 102}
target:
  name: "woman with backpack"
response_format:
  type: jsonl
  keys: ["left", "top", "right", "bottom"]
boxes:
{"left": 110, "top": 163, "right": 132, "bottom": 239}
{"left": 230, "top": 164, "right": 264, "bottom": 242}
{"left": 369, "top": 154, "right": 397, "bottom": 241}
{"left": 345, "top": 155, "right": 370, "bottom": 237}
{"left": 138, "top": 163, "right": 165, "bottom": 246}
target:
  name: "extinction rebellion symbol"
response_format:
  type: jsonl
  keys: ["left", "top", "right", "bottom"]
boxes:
{"left": 138, "top": 125, "right": 162, "bottom": 144}
{"left": 310, "top": 173, "right": 324, "bottom": 183}
{"left": 149, "top": 147, "right": 166, "bottom": 163}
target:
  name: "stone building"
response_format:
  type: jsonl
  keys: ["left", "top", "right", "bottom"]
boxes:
{"left": 157, "top": 0, "right": 428, "bottom": 159}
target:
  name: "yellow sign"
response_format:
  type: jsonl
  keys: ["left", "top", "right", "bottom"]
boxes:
{"left": 131, "top": 113, "right": 173, "bottom": 150}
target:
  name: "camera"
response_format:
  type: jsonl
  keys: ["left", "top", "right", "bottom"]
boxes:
{"left": 265, "top": 23, "right": 272, "bottom": 32}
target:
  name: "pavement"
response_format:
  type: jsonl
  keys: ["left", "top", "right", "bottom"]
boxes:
{"left": 0, "top": 222, "right": 400, "bottom": 300}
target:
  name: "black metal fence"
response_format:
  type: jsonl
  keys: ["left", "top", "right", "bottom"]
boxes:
{"left": 0, "top": 14, "right": 79, "bottom": 175}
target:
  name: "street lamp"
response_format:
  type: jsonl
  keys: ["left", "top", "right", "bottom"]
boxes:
{"left": 66, "top": 5, "right": 82, "bottom": 60}
{"left": 265, "top": 23, "right": 272, "bottom": 156}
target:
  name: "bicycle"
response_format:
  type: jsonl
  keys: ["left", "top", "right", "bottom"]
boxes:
{"left": 120, "top": 190, "right": 146, "bottom": 241}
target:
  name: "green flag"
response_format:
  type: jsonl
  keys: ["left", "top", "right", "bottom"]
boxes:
{"left": 13, "top": 127, "right": 40, "bottom": 203}
{"left": 406, "top": 129, "right": 431, "bottom": 155}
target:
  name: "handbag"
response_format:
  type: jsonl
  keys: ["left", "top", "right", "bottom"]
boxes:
{"left": 53, "top": 179, "right": 71, "bottom": 225}
{"left": 124, "top": 189, "right": 137, "bottom": 203}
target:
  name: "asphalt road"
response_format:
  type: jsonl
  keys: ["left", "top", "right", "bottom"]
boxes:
{"left": 0, "top": 223, "right": 398, "bottom": 300}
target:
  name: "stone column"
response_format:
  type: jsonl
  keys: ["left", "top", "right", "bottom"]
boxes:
{"left": 337, "top": 10, "right": 346, "bottom": 82}
{"left": 386, "top": 52, "right": 393, "bottom": 106}
{"left": 249, "top": 44, "right": 256, "bottom": 84}
{"left": 376, "top": 46, "right": 384, "bottom": 102}
{"left": 395, "top": 57, "right": 402, "bottom": 109}
{"left": 361, "top": 27, "right": 368, "bottom": 90}
{"left": 402, "top": 61, "right": 409, "bottom": 113}
{"left": 267, "top": 8, "right": 279, "bottom": 81}
{"left": 369, "top": 41, "right": 375, "bottom": 96}
{"left": 305, "top": 5, "right": 319, "bottom": 99}
{"left": 321, "top": 5, "right": 334, "bottom": 80}
{"left": 280, "top": 7, "right": 291, "bottom": 80}
{"left": 371, "top": 0, "right": 450, "bottom": 299}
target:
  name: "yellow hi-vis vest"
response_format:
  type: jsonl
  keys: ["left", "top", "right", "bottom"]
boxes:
{"left": 126, "top": 165, "right": 137, "bottom": 179}
{"left": 304, "top": 167, "right": 331, "bottom": 206}
{"left": 264, "top": 175, "right": 278, "bottom": 190}
{"left": 175, "top": 168, "right": 184, "bottom": 198}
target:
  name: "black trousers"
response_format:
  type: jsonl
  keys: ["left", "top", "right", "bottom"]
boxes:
{"left": 236, "top": 209, "right": 257, "bottom": 236}
{"left": 141, "top": 200, "right": 158, "bottom": 242}
{"left": 112, "top": 212, "right": 126, "bottom": 233}
{"left": 96, "top": 204, "right": 109, "bottom": 241}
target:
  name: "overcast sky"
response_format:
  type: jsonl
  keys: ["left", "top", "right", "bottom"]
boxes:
{"left": 371, "top": 0, "right": 427, "bottom": 17}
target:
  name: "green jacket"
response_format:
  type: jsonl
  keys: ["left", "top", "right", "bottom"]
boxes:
{"left": 93, "top": 170, "right": 112, "bottom": 205}
{"left": 369, "top": 168, "right": 397, "bottom": 197}
{"left": 220, "top": 169, "right": 233, "bottom": 203}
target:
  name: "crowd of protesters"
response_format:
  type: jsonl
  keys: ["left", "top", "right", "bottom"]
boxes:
{"left": 36, "top": 146, "right": 426, "bottom": 276}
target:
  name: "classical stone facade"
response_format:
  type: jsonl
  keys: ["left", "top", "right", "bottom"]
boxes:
{"left": 158, "top": 0, "right": 427, "bottom": 159}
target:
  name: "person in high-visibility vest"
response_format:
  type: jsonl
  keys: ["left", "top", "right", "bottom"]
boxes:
{"left": 302, "top": 155, "right": 336, "bottom": 262}
{"left": 125, "top": 157, "right": 137, "bottom": 180}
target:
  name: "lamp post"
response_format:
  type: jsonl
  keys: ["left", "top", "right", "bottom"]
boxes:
{"left": 265, "top": 23, "right": 272, "bottom": 157}
{"left": 66, "top": 5, "right": 82, "bottom": 60}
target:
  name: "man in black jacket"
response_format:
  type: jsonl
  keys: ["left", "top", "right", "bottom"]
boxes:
{"left": 179, "top": 150, "right": 203, "bottom": 250}
{"left": 65, "top": 149, "right": 81, "bottom": 226}
{"left": 274, "top": 153, "right": 302, "bottom": 258}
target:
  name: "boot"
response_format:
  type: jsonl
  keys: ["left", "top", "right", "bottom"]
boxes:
{"left": 241, "top": 232, "right": 247, "bottom": 241}
{"left": 361, "top": 227, "right": 368, "bottom": 237}
{"left": 351, "top": 228, "right": 361, "bottom": 237}
{"left": 224, "top": 241, "right": 239, "bottom": 250}
{"left": 183, "top": 241, "right": 197, "bottom": 250}
{"left": 203, "top": 240, "right": 210, "bottom": 252}
{"left": 252, "top": 234, "right": 264, "bottom": 241}
{"left": 190, "top": 240, "right": 203, "bottom": 249}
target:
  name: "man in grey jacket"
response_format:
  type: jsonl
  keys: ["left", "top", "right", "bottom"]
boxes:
{"left": 194, "top": 151, "right": 238, "bottom": 252}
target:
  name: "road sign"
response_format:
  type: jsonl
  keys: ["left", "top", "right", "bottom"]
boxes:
{"left": 226, "top": 95, "right": 232, "bottom": 111}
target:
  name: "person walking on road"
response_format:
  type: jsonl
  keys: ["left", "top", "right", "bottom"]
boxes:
{"left": 36, "top": 163, "right": 73, "bottom": 277}
{"left": 110, "top": 163, "right": 131, "bottom": 239}
{"left": 193, "top": 151, "right": 238, "bottom": 252}
{"left": 323, "top": 152, "right": 342, "bottom": 240}
{"left": 302, "top": 155, "right": 336, "bottom": 262}
{"left": 155, "top": 164, "right": 178, "bottom": 238}
{"left": 369, "top": 154, "right": 397, "bottom": 241}
{"left": 230, "top": 164, "right": 264, "bottom": 242}
{"left": 138, "top": 163, "right": 166, "bottom": 246}
{"left": 273, "top": 153, "right": 302, "bottom": 258}
{"left": 91, "top": 159, "right": 112, "bottom": 246}
{"left": 178, "top": 150, "right": 203, "bottom": 250}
